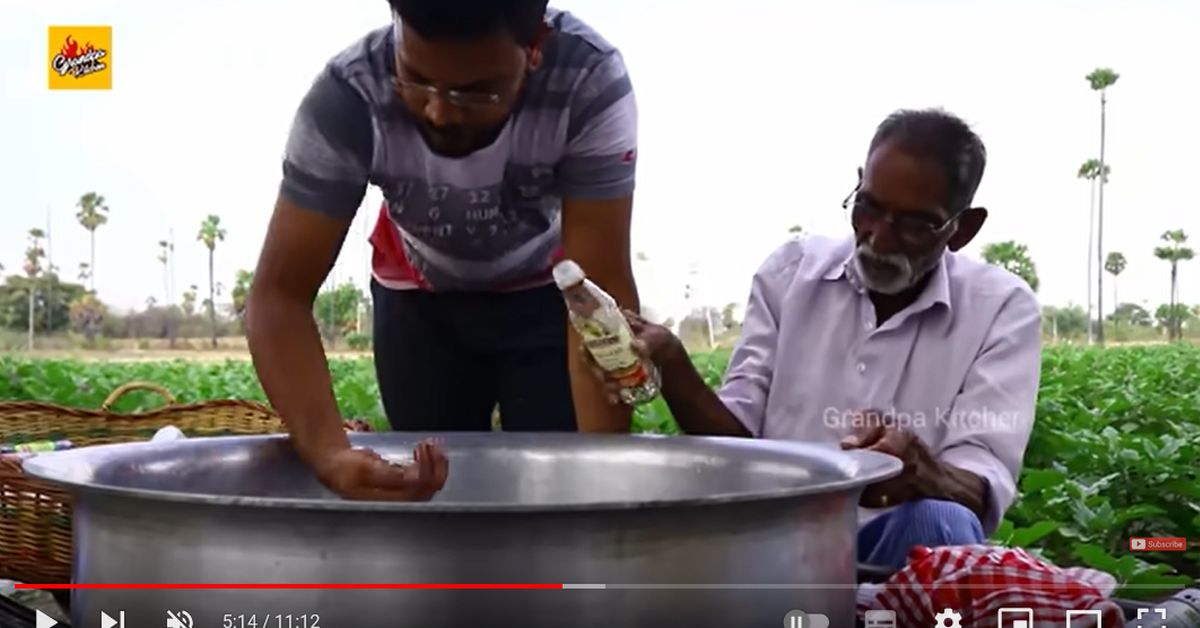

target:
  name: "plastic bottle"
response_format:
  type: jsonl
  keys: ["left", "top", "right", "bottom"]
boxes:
{"left": 553, "top": 260, "right": 660, "bottom": 406}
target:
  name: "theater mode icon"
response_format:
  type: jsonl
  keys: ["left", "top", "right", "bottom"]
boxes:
{"left": 1066, "top": 609, "right": 1103, "bottom": 627}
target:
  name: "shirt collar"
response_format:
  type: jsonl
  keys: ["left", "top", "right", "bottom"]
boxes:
{"left": 826, "top": 244, "right": 954, "bottom": 314}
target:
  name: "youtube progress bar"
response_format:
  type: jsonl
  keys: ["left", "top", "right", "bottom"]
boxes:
{"left": 17, "top": 582, "right": 1170, "bottom": 590}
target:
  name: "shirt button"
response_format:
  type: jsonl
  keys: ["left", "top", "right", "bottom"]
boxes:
{"left": 856, "top": 362, "right": 866, "bottom": 373}
{"left": 864, "top": 321, "right": 874, "bottom": 331}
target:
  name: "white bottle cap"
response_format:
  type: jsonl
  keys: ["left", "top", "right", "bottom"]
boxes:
{"left": 553, "top": 260, "right": 586, "bottom": 288}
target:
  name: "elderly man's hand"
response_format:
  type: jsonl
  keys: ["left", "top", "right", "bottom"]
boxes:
{"left": 839, "top": 410, "right": 941, "bottom": 509}
{"left": 578, "top": 309, "right": 684, "bottom": 405}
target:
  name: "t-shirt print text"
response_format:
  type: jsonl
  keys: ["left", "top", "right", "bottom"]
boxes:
{"left": 382, "top": 180, "right": 538, "bottom": 259}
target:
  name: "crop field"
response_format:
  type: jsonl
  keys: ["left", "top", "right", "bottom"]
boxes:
{"left": 2, "top": 344, "right": 1198, "bottom": 599}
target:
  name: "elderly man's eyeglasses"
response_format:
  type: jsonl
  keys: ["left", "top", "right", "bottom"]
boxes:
{"left": 392, "top": 77, "right": 507, "bottom": 110}
{"left": 842, "top": 185, "right": 965, "bottom": 249}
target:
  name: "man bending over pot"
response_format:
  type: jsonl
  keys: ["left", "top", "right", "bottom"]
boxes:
{"left": 590, "top": 109, "right": 1042, "bottom": 569}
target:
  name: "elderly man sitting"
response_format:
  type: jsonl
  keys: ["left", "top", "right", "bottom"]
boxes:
{"left": 597, "top": 108, "right": 1042, "bottom": 569}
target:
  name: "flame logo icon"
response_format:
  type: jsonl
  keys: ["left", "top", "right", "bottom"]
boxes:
{"left": 58, "top": 35, "right": 96, "bottom": 59}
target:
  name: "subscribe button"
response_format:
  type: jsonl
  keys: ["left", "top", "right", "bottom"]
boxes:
{"left": 1129, "top": 537, "right": 1189, "bottom": 552}
{"left": 783, "top": 610, "right": 830, "bottom": 627}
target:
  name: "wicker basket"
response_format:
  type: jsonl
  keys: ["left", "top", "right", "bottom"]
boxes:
{"left": 0, "top": 381, "right": 288, "bottom": 585}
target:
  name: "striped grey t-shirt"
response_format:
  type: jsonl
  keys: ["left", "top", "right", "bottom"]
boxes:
{"left": 279, "top": 9, "right": 638, "bottom": 292}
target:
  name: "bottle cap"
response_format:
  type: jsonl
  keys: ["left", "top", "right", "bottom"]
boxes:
{"left": 553, "top": 260, "right": 585, "bottom": 288}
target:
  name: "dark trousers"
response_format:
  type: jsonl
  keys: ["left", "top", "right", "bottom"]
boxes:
{"left": 370, "top": 279, "right": 577, "bottom": 432}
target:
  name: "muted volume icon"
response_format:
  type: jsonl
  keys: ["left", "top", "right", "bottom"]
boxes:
{"left": 783, "top": 609, "right": 830, "bottom": 628}
{"left": 166, "top": 610, "right": 192, "bottom": 628}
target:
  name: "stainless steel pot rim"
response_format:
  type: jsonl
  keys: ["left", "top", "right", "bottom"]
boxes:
{"left": 22, "top": 432, "right": 903, "bottom": 513}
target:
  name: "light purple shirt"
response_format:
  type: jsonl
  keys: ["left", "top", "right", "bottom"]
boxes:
{"left": 717, "top": 234, "right": 1043, "bottom": 533}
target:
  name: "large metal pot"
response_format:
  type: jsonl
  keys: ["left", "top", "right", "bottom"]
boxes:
{"left": 26, "top": 432, "right": 901, "bottom": 628}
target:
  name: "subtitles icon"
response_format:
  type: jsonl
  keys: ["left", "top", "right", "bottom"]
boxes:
{"left": 864, "top": 609, "right": 897, "bottom": 628}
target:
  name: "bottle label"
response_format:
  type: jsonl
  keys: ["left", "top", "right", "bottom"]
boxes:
{"left": 559, "top": 273, "right": 651, "bottom": 392}
{"left": 582, "top": 323, "right": 638, "bottom": 372}
{"left": 578, "top": 321, "right": 649, "bottom": 389}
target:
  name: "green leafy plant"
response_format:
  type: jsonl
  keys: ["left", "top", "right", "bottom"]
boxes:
{"left": 1, "top": 343, "right": 1197, "bottom": 597}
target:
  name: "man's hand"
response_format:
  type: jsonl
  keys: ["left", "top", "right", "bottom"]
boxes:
{"left": 623, "top": 309, "right": 686, "bottom": 366}
{"left": 579, "top": 308, "right": 684, "bottom": 405}
{"left": 839, "top": 411, "right": 940, "bottom": 508}
{"left": 840, "top": 410, "right": 988, "bottom": 518}
{"left": 313, "top": 439, "right": 449, "bottom": 502}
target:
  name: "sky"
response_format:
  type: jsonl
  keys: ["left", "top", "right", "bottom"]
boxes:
{"left": 2, "top": 0, "right": 1199, "bottom": 323}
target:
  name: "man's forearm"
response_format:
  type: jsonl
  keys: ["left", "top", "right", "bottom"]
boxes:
{"left": 246, "top": 293, "right": 349, "bottom": 464}
{"left": 918, "top": 461, "right": 988, "bottom": 520}
{"left": 569, "top": 330, "right": 632, "bottom": 432}
{"left": 660, "top": 349, "right": 751, "bottom": 437}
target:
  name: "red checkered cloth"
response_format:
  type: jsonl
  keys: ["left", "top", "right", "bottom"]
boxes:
{"left": 857, "top": 545, "right": 1125, "bottom": 627}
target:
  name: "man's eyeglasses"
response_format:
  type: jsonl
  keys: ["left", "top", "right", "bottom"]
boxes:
{"left": 842, "top": 184, "right": 965, "bottom": 249}
{"left": 392, "top": 77, "right": 506, "bottom": 110}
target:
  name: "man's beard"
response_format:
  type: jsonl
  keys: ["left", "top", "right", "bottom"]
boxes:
{"left": 416, "top": 118, "right": 508, "bottom": 158}
{"left": 417, "top": 123, "right": 484, "bottom": 157}
{"left": 852, "top": 243, "right": 942, "bottom": 295}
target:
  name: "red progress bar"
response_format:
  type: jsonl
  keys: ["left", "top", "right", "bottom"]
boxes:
{"left": 15, "top": 583, "right": 565, "bottom": 590}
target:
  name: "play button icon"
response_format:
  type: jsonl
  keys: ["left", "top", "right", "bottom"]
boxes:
{"left": 100, "top": 610, "right": 124, "bottom": 628}
{"left": 34, "top": 610, "right": 57, "bottom": 628}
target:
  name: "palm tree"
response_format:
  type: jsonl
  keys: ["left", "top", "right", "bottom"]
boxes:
{"left": 75, "top": 192, "right": 109, "bottom": 291}
{"left": 1104, "top": 252, "right": 1126, "bottom": 310}
{"left": 1077, "top": 158, "right": 1109, "bottom": 343}
{"left": 24, "top": 229, "right": 46, "bottom": 350}
{"left": 197, "top": 215, "right": 227, "bottom": 348}
{"left": 157, "top": 239, "right": 173, "bottom": 305}
{"left": 1086, "top": 68, "right": 1119, "bottom": 344}
{"left": 181, "top": 285, "right": 198, "bottom": 317}
{"left": 157, "top": 238, "right": 177, "bottom": 347}
{"left": 1153, "top": 230, "right": 1193, "bottom": 341}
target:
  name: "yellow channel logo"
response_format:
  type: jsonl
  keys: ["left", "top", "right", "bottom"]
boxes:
{"left": 48, "top": 25, "right": 112, "bottom": 90}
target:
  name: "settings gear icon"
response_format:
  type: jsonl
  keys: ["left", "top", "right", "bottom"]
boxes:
{"left": 933, "top": 608, "right": 962, "bottom": 628}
